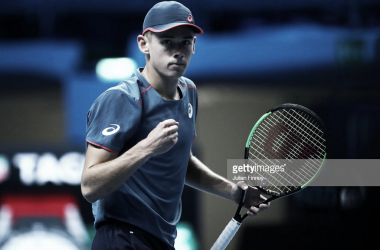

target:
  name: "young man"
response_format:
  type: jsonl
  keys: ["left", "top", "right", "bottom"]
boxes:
{"left": 81, "top": 1, "right": 269, "bottom": 249}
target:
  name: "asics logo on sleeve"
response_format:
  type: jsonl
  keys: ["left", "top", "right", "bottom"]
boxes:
{"left": 102, "top": 124, "right": 120, "bottom": 136}
{"left": 188, "top": 103, "right": 193, "bottom": 118}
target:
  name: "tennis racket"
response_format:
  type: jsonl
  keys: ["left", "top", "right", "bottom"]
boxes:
{"left": 211, "top": 103, "right": 327, "bottom": 250}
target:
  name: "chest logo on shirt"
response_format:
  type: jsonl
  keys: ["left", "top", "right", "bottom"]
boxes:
{"left": 102, "top": 124, "right": 120, "bottom": 136}
{"left": 188, "top": 103, "right": 193, "bottom": 118}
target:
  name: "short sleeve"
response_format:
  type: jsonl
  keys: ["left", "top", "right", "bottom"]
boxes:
{"left": 86, "top": 89, "right": 141, "bottom": 153}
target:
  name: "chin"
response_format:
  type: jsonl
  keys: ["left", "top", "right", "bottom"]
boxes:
{"left": 167, "top": 69, "right": 186, "bottom": 78}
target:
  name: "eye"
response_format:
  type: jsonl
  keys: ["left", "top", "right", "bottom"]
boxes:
{"left": 162, "top": 40, "right": 172, "bottom": 45}
{"left": 183, "top": 40, "right": 192, "bottom": 45}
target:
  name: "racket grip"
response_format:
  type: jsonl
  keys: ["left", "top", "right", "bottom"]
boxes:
{"left": 210, "top": 218, "right": 241, "bottom": 250}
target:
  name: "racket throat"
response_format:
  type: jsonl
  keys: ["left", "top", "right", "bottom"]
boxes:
{"left": 233, "top": 206, "right": 245, "bottom": 223}
{"left": 234, "top": 189, "right": 247, "bottom": 223}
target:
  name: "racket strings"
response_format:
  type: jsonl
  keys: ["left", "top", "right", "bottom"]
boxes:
{"left": 251, "top": 125, "right": 319, "bottom": 181}
{"left": 248, "top": 108, "right": 326, "bottom": 195}
{"left": 266, "top": 117, "right": 324, "bottom": 174}
{"left": 246, "top": 155, "right": 293, "bottom": 187}
{"left": 252, "top": 126, "right": 321, "bottom": 181}
{"left": 251, "top": 127, "right": 322, "bottom": 174}
{"left": 286, "top": 109, "right": 326, "bottom": 142}
{"left": 248, "top": 147, "right": 312, "bottom": 194}
{"left": 259, "top": 110, "right": 325, "bottom": 165}
{"left": 269, "top": 110, "right": 325, "bottom": 159}
{"left": 278, "top": 109, "right": 326, "bottom": 154}
{"left": 246, "top": 132, "right": 305, "bottom": 188}
{"left": 246, "top": 155, "right": 295, "bottom": 193}
{"left": 247, "top": 141, "right": 309, "bottom": 188}
{"left": 258, "top": 116, "right": 320, "bottom": 160}
{"left": 255, "top": 119, "right": 322, "bottom": 169}
{"left": 257, "top": 121, "right": 319, "bottom": 162}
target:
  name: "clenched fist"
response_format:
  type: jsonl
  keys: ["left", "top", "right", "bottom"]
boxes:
{"left": 144, "top": 119, "right": 179, "bottom": 156}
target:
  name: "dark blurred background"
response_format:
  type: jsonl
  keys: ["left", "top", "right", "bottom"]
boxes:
{"left": 0, "top": 0, "right": 379, "bottom": 249}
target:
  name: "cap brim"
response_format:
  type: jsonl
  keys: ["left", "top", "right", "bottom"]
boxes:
{"left": 143, "top": 23, "right": 203, "bottom": 35}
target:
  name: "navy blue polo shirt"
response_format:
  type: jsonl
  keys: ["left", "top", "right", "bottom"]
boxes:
{"left": 86, "top": 68, "right": 198, "bottom": 247}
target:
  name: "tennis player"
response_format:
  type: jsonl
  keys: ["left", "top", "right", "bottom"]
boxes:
{"left": 81, "top": 1, "right": 269, "bottom": 249}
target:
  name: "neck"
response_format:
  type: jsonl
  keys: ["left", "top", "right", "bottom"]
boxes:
{"left": 141, "top": 66, "right": 180, "bottom": 100}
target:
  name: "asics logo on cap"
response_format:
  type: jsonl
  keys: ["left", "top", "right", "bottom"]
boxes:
{"left": 187, "top": 14, "right": 193, "bottom": 23}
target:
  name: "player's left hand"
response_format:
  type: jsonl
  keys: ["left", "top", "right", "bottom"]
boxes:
{"left": 231, "top": 181, "right": 270, "bottom": 216}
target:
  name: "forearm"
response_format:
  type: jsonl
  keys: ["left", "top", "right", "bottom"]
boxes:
{"left": 185, "top": 154, "right": 235, "bottom": 201}
{"left": 81, "top": 140, "right": 152, "bottom": 203}
{"left": 82, "top": 119, "right": 179, "bottom": 203}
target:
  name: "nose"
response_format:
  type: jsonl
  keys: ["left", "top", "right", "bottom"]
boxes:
{"left": 174, "top": 51, "right": 184, "bottom": 59}
{"left": 172, "top": 42, "right": 186, "bottom": 59}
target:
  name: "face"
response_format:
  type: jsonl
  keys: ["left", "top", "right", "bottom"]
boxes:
{"left": 142, "top": 26, "right": 196, "bottom": 79}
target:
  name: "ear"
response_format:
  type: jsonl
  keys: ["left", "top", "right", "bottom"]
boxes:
{"left": 192, "top": 36, "right": 197, "bottom": 55}
{"left": 137, "top": 35, "right": 150, "bottom": 55}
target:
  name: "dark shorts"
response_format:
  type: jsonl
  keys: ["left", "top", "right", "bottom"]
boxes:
{"left": 91, "top": 219, "right": 172, "bottom": 250}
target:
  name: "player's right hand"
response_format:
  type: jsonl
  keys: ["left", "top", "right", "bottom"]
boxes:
{"left": 144, "top": 119, "right": 179, "bottom": 156}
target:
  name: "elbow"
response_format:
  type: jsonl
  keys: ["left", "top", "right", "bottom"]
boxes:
{"left": 81, "top": 172, "right": 100, "bottom": 203}
{"left": 81, "top": 184, "right": 98, "bottom": 203}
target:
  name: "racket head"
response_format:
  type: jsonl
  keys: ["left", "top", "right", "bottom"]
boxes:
{"left": 245, "top": 103, "right": 327, "bottom": 197}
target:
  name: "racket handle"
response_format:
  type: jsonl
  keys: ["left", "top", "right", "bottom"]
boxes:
{"left": 210, "top": 218, "right": 241, "bottom": 250}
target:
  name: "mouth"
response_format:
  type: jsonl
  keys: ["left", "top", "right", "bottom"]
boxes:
{"left": 169, "top": 62, "right": 186, "bottom": 67}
